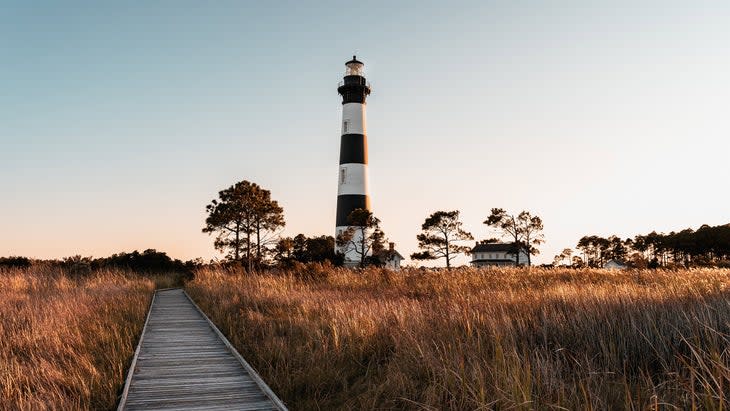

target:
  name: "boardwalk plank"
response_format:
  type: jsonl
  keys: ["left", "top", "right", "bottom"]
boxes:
{"left": 118, "top": 289, "right": 287, "bottom": 411}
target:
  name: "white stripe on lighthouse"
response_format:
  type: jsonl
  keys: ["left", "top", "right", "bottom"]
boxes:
{"left": 341, "top": 103, "right": 366, "bottom": 135}
{"left": 338, "top": 163, "right": 369, "bottom": 196}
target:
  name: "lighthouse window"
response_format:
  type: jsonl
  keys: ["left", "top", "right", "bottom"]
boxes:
{"left": 343, "top": 120, "right": 349, "bottom": 133}
{"left": 340, "top": 168, "right": 346, "bottom": 184}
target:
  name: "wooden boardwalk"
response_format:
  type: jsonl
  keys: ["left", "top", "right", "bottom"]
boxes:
{"left": 118, "top": 289, "right": 287, "bottom": 411}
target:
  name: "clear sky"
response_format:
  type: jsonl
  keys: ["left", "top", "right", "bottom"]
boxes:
{"left": 2, "top": 1, "right": 729, "bottom": 265}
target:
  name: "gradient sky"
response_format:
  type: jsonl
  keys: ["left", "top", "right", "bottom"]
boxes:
{"left": 2, "top": 1, "right": 729, "bottom": 265}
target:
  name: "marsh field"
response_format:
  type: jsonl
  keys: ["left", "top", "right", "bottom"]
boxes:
{"left": 3, "top": 265, "right": 730, "bottom": 410}
{"left": 188, "top": 266, "right": 730, "bottom": 410}
{"left": 0, "top": 267, "right": 155, "bottom": 410}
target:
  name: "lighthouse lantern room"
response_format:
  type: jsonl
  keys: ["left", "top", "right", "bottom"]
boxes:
{"left": 345, "top": 58, "right": 364, "bottom": 76}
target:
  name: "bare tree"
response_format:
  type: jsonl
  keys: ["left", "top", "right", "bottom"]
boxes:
{"left": 484, "top": 208, "right": 522, "bottom": 266}
{"left": 336, "top": 209, "right": 385, "bottom": 267}
{"left": 517, "top": 211, "right": 544, "bottom": 266}
{"left": 411, "top": 210, "right": 473, "bottom": 269}
{"left": 253, "top": 191, "right": 285, "bottom": 263}
{"left": 561, "top": 248, "right": 573, "bottom": 266}
{"left": 484, "top": 208, "right": 545, "bottom": 266}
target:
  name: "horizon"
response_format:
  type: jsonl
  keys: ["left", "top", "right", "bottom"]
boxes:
{"left": 2, "top": 1, "right": 729, "bottom": 265}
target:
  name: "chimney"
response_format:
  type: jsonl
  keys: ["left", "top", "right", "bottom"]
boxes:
{"left": 389, "top": 242, "right": 395, "bottom": 251}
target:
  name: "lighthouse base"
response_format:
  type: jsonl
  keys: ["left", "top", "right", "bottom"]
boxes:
{"left": 335, "top": 225, "right": 371, "bottom": 267}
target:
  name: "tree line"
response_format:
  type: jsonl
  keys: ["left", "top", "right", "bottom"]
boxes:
{"left": 9, "top": 175, "right": 726, "bottom": 271}
{"left": 0, "top": 249, "right": 198, "bottom": 278}
{"left": 203, "top": 180, "right": 546, "bottom": 269}
{"left": 563, "top": 224, "right": 730, "bottom": 268}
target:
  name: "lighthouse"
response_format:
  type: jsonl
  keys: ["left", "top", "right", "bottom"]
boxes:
{"left": 335, "top": 56, "right": 372, "bottom": 265}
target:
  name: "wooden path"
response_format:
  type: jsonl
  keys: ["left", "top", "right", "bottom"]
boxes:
{"left": 118, "top": 289, "right": 287, "bottom": 411}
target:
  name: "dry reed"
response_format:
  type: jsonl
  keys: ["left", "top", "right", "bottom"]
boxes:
{"left": 187, "top": 265, "right": 730, "bottom": 410}
{"left": 0, "top": 266, "right": 154, "bottom": 410}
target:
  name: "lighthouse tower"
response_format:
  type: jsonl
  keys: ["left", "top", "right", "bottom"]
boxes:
{"left": 335, "top": 56, "right": 372, "bottom": 265}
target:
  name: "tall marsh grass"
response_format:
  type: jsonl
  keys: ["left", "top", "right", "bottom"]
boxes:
{"left": 188, "top": 266, "right": 730, "bottom": 410}
{"left": 0, "top": 266, "right": 155, "bottom": 410}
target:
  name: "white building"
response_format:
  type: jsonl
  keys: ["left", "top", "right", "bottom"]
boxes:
{"left": 378, "top": 242, "right": 404, "bottom": 270}
{"left": 470, "top": 242, "right": 530, "bottom": 267}
{"left": 604, "top": 259, "right": 627, "bottom": 270}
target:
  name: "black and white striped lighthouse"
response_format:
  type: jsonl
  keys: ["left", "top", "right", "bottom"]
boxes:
{"left": 335, "top": 56, "right": 372, "bottom": 264}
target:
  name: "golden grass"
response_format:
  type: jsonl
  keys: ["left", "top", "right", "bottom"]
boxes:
{"left": 187, "top": 265, "right": 730, "bottom": 410}
{"left": 0, "top": 266, "right": 155, "bottom": 410}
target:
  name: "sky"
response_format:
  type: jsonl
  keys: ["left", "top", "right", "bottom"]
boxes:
{"left": 2, "top": 1, "right": 729, "bottom": 265}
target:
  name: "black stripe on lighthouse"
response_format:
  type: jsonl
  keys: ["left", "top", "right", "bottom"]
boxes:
{"left": 339, "top": 134, "right": 368, "bottom": 165}
{"left": 336, "top": 194, "right": 370, "bottom": 226}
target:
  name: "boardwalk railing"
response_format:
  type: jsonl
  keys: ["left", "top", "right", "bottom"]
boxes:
{"left": 118, "top": 288, "right": 287, "bottom": 410}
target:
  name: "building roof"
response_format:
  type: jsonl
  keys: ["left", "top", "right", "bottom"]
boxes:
{"left": 604, "top": 259, "right": 627, "bottom": 267}
{"left": 346, "top": 55, "right": 363, "bottom": 65}
{"left": 389, "top": 250, "right": 405, "bottom": 260}
{"left": 471, "top": 242, "right": 525, "bottom": 253}
{"left": 376, "top": 249, "right": 404, "bottom": 261}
